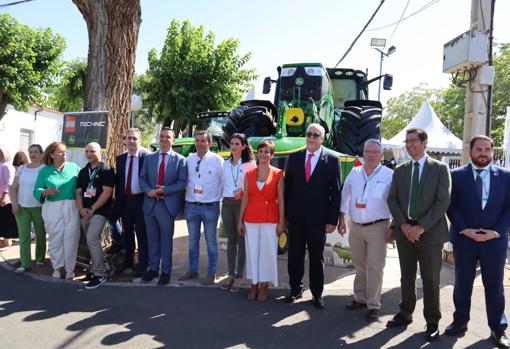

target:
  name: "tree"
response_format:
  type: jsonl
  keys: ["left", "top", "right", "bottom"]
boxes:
{"left": 143, "top": 19, "right": 257, "bottom": 135}
{"left": 0, "top": 14, "right": 65, "bottom": 118}
{"left": 72, "top": 0, "right": 141, "bottom": 166}
{"left": 47, "top": 59, "right": 87, "bottom": 112}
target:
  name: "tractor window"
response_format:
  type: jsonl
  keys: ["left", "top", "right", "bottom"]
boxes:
{"left": 331, "top": 79, "right": 358, "bottom": 107}
{"left": 280, "top": 66, "right": 327, "bottom": 103}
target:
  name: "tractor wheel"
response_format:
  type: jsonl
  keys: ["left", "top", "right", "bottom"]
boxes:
{"left": 221, "top": 105, "right": 276, "bottom": 145}
{"left": 278, "top": 230, "right": 289, "bottom": 255}
{"left": 336, "top": 101, "right": 382, "bottom": 156}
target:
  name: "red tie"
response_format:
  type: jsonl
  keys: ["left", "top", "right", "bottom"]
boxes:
{"left": 124, "top": 155, "right": 133, "bottom": 196}
{"left": 158, "top": 153, "right": 166, "bottom": 186}
{"left": 305, "top": 153, "right": 314, "bottom": 182}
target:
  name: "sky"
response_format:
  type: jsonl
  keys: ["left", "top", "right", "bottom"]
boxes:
{"left": 2, "top": 0, "right": 510, "bottom": 105}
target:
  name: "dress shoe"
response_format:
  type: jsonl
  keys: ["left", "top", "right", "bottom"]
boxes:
{"left": 247, "top": 284, "right": 258, "bottom": 300}
{"left": 386, "top": 313, "right": 413, "bottom": 328}
{"left": 313, "top": 297, "right": 325, "bottom": 309}
{"left": 425, "top": 323, "right": 440, "bottom": 342}
{"left": 133, "top": 266, "right": 146, "bottom": 279}
{"left": 444, "top": 321, "right": 468, "bottom": 336}
{"left": 346, "top": 299, "right": 367, "bottom": 311}
{"left": 285, "top": 291, "right": 303, "bottom": 303}
{"left": 157, "top": 272, "right": 170, "bottom": 286}
{"left": 220, "top": 275, "right": 235, "bottom": 290}
{"left": 178, "top": 270, "right": 198, "bottom": 281}
{"left": 491, "top": 330, "right": 510, "bottom": 349}
{"left": 141, "top": 270, "right": 159, "bottom": 283}
{"left": 201, "top": 274, "right": 215, "bottom": 285}
{"left": 367, "top": 309, "right": 379, "bottom": 322}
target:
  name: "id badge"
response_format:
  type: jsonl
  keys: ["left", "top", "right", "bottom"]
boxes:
{"left": 233, "top": 188, "right": 241, "bottom": 196}
{"left": 355, "top": 198, "right": 367, "bottom": 209}
{"left": 194, "top": 183, "right": 204, "bottom": 194}
{"left": 85, "top": 186, "right": 97, "bottom": 198}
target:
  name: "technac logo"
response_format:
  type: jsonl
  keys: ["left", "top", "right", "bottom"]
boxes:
{"left": 80, "top": 121, "right": 106, "bottom": 127}
{"left": 64, "top": 116, "right": 76, "bottom": 133}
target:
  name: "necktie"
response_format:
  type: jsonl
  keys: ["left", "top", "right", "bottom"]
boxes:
{"left": 475, "top": 169, "right": 483, "bottom": 206}
{"left": 158, "top": 153, "right": 166, "bottom": 186}
{"left": 305, "top": 153, "right": 314, "bottom": 182}
{"left": 409, "top": 162, "right": 420, "bottom": 219}
{"left": 124, "top": 155, "right": 133, "bottom": 197}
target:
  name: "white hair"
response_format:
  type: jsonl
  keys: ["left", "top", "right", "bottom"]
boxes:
{"left": 364, "top": 139, "right": 383, "bottom": 153}
{"left": 306, "top": 123, "right": 325, "bottom": 137}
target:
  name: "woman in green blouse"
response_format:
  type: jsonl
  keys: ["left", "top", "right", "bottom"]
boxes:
{"left": 34, "top": 141, "right": 81, "bottom": 280}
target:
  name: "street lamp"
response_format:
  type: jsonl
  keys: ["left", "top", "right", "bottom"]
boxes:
{"left": 130, "top": 94, "right": 143, "bottom": 127}
{"left": 374, "top": 45, "right": 396, "bottom": 100}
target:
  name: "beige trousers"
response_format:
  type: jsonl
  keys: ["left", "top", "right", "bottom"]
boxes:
{"left": 348, "top": 220, "right": 389, "bottom": 309}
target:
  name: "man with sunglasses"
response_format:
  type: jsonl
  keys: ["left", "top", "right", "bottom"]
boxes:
{"left": 179, "top": 130, "right": 224, "bottom": 285}
{"left": 284, "top": 123, "right": 341, "bottom": 309}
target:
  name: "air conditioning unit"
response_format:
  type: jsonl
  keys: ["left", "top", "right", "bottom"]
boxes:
{"left": 442, "top": 29, "right": 488, "bottom": 74}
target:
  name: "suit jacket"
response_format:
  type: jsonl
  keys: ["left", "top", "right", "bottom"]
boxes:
{"left": 447, "top": 164, "right": 510, "bottom": 243}
{"left": 114, "top": 148, "right": 149, "bottom": 214}
{"left": 139, "top": 150, "right": 187, "bottom": 217}
{"left": 284, "top": 148, "right": 341, "bottom": 226}
{"left": 387, "top": 156, "right": 451, "bottom": 244}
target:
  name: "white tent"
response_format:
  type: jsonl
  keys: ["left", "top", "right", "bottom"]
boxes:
{"left": 386, "top": 100, "right": 462, "bottom": 154}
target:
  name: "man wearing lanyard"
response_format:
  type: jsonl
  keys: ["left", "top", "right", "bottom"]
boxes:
{"left": 179, "top": 130, "right": 224, "bottom": 285}
{"left": 76, "top": 142, "right": 115, "bottom": 289}
{"left": 140, "top": 127, "right": 187, "bottom": 285}
{"left": 338, "top": 139, "right": 393, "bottom": 322}
{"left": 446, "top": 135, "right": 510, "bottom": 348}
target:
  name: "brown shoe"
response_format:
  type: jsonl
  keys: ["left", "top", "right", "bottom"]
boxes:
{"left": 230, "top": 277, "right": 242, "bottom": 293}
{"left": 178, "top": 271, "right": 198, "bottom": 281}
{"left": 367, "top": 309, "right": 379, "bottom": 322}
{"left": 247, "top": 283, "right": 258, "bottom": 300}
{"left": 346, "top": 299, "right": 367, "bottom": 311}
{"left": 201, "top": 274, "right": 215, "bottom": 285}
{"left": 257, "top": 282, "right": 269, "bottom": 302}
{"left": 220, "top": 275, "right": 234, "bottom": 290}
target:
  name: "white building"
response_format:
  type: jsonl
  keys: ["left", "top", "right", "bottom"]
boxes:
{"left": 0, "top": 105, "right": 63, "bottom": 157}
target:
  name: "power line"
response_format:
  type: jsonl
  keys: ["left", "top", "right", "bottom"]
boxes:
{"left": 387, "top": 0, "right": 412, "bottom": 45}
{"left": 366, "top": 0, "right": 441, "bottom": 32}
{"left": 0, "top": 0, "right": 35, "bottom": 8}
{"left": 334, "top": 0, "right": 386, "bottom": 67}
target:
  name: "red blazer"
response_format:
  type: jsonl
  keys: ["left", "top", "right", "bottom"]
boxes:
{"left": 244, "top": 166, "right": 283, "bottom": 224}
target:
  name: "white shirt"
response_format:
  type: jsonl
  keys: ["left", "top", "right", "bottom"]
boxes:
{"left": 186, "top": 151, "right": 224, "bottom": 203}
{"left": 16, "top": 164, "right": 45, "bottom": 207}
{"left": 305, "top": 147, "right": 322, "bottom": 175}
{"left": 471, "top": 162, "right": 491, "bottom": 209}
{"left": 340, "top": 164, "right": 393, "bottom": 224}
{"left": 222, "top": 158, "right": 256, "bottom": 197}
{"left": 124, "top": 150, "right": 142, "bottom": 195}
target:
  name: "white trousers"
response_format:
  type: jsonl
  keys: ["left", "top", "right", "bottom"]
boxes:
{"left": 244, "top": 222, "right": 278, "bottom": 286}
{"left": 41, "top": 200, "right": 80, "bottom": 273}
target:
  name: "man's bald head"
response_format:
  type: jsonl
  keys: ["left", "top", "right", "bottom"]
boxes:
{"left": 85, "top": 142, "right": 102, "bottom": 165}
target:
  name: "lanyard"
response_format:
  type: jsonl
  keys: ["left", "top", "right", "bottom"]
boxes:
{"left": 361, "top": 164, "right": 382, "bottom": 199}
{"left": 88, "top": 164, "right": 101, "bottom": 187}
{"left": 231, "top": 159, "right": 240, "bottom": 188}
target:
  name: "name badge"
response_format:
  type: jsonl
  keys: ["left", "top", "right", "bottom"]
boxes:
{"left": 85, "top": 186, "right": 97, "bottom": 198}
{"left": 233, "top": 188, "right": 241, "bottom": 196}
{"left": 194, "top": 183, "right": 204, "bottom": 194}
{"left": 355, "top": 198, "right": 367, "bottom": 209}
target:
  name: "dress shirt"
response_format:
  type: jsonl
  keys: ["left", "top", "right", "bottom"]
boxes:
{"left": 157, "top": 149, "right": 172, "bottom": 174}
{"left": 186, "top": 151, "right": 224, "bottom": 203}
{"left": 304, "top": 147, "right": 322, "bottom": 175}
{"left": 222, "top": 158, "right": 256, "bottom": 197}
{"left": 471, "top": 162, "right": 491, "bottom": 209}
{"left": 124, "top": 150, "right": 142, "bottom": 195}
{"left": 407, "top": 154, "right": 428, "bottom": 218}
{"left": 340, "top": 164, "right": 393, "bottom": 224}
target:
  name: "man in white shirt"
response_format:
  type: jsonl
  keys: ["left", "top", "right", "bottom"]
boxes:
{"left": 179, "top": 130, "right": 224, "bottom": 285}
{"left": 338, "top": 139, "right": 393, "bottom": 322}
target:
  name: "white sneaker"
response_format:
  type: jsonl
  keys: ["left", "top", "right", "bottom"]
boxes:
{"left": 36, "top": 261, "right": 45, "bottom": 267}
{"left": 15, "top": 267, "right": 26, "bottom": 273}
{"left": 52, "top": 270, "right": 61, "bottom": 278}
{"left": 65, "top": 272, "right": 74, "bottom": 280}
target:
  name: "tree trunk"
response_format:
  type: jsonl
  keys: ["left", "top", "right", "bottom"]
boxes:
{"left": 0, "top": 91, "right": 8, "bottom": 118}
{"left": 73, "top": 0, "right": 141, "bottom": 168}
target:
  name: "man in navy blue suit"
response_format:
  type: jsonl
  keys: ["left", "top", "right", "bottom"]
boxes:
{"left": 140, "top": 127, "right": 187, "bottom": 285}
{"left": 114, "top": 128, "right": 149, "bottom": 278}
{"left": 446, "top": 135, "right": 510, "bottom": 348}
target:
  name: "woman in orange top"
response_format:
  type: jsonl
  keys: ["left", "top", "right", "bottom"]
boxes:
{"left": 238, "top": 141, "right": 285, "bottom": 301}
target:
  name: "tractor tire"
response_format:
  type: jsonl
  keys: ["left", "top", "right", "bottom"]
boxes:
{"left": 278, "top": 230, "right": 289, "bottom": 255}
{"left": 336, "top": 100, "right": 382, "bottom": 156}
{"left": 221, "top": 105, "right": 276, "bottom": 145}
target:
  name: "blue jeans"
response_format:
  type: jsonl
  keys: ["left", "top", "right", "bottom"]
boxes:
{"left": 185, "top": 201, "right": 220, "bottom": 275}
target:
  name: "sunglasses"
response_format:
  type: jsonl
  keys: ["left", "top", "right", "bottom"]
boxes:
{"left": 195, "top": 159, "right": 202, "bottom": 173}
{"left": 306, "top": 132, "right": 321, "bottom": 139}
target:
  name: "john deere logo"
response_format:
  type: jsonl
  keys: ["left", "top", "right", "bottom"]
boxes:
{"left": 69, "top": 135, "right": 75, "bottom": 145}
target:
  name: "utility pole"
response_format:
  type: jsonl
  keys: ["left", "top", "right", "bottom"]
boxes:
{"left": 461, "top": 0, "right": 494, "bottom": 163}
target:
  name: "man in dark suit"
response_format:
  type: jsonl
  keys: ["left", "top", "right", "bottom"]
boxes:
{"left": 284, "top": 123, "right": 341, "bottom": 309}
{"left": 114, "top": 128, "right": 149, "bottom": 278}
{"left": 139, "top": 127, "right": 187, "bottom": 285}
{"left": 386, "top": 128, "right": 451, "bottom": 341}
{"left": 445, "top": 135, "right": 510, "bottom": 348}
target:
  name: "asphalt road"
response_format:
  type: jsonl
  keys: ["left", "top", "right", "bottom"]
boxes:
{"left": 0, "top": 267, "right": 507, "bottom": 348}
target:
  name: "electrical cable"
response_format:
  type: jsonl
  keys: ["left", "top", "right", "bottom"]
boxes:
{"left": 334, "top": 0, "right": 386, "bottom": 67}
{"left": 387, "top": 0, "right": 412, "bottom": 45}
{"left": 0, "top": 0, "right": 34, "bottom": 8}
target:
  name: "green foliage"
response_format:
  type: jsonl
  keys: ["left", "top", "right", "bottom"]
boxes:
{"left": 143, "top": 19, "right": 257, "bottom": 130}
{"left": 133, "top": 73, "right": 157, "bottom": 147}
{"left": 0, "top": 14, "right": 65, "bottom": 117}
{"left": 490, "top": 44, "right": 510, "bottom": 145}
{"left": 46, "top": 59, "right": 87, "bottom": 112}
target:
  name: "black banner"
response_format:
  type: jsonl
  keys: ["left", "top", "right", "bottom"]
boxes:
{"left": 62, "top": 111, "right": 108, "bottom": 148}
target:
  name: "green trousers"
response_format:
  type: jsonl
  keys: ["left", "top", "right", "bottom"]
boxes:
{"left": 15, "top": 206, "right": 46, "bottom": 268}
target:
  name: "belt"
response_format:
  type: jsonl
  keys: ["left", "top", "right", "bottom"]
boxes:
{"left": 126, "top": 193, "right": 144, "bottom": 200}
{"left": 223, "top": 197, "right": 240, "bottom": 201}
{"left": 188, "top": 201, "right": 217, "bottom": 206}
{"left": 354, "top": 218, "right": 389, "bottom": 227}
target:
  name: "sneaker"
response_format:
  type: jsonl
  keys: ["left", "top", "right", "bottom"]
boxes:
{"left": 52, "top": 270, "right": 62, "bottom": 279}
{"left": 230, "top": 277, "right": 242, "bottom": 292}
{"left": 178, "top": 271, "right": 198, "bottom": 281}
{"left": 220, "top": 275, "right": 234, "bottom": 290}
{"left": 15, "top": 267, "right": 27, "bottom": 273}
{"left": 85, "top": 275, "right": 107, "bottom": 289}
{"left": 82, "top": 272, "right": 94, "bottom": 283}
{"left": 35, "top": 261, "right": 45, "bottom": 267}
{"left": 201, "top": 274, "right": 215, "bottom": 286}
{"left": 141, "top": 269, "right": 159, "bottom": 283}
{"left": 65, "top": 272, "right": 75, "bottom": 280}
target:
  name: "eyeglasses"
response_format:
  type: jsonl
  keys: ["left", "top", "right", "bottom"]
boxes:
{"left": 195, "top": 159, "right": 202, "bottom": 173}
{"left": 364, "top": 150, "right": 382, "bottom": 155}
{"left": 306, "top": 132, "right": 321, "bottom": 139}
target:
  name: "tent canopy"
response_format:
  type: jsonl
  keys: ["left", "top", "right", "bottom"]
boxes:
{"left": 384, "top": 100, "right": 462, "bottom": 154}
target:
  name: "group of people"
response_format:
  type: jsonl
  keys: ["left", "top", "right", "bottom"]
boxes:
{"left": 1, "top": 123, "right": 509, "bottom": 347}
